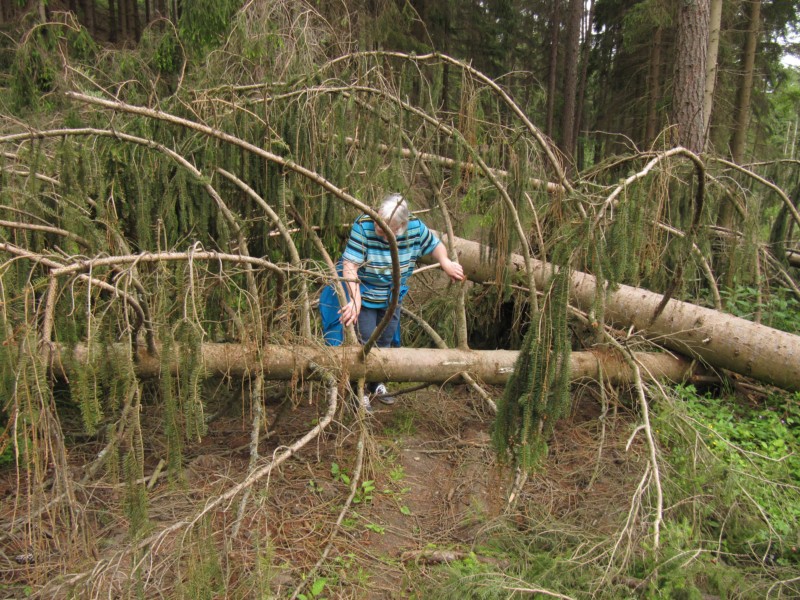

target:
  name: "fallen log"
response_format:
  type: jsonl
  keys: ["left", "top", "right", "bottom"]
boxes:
{"left": 51, "top": 343, "right": 700, "bottom": 387}
{"left": 437, "top": 234, "right": 800, "bottom": 391}
{"left": 788, "top": 249, "right": 800, "bottom": 268}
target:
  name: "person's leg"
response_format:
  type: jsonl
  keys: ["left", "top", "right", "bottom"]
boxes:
{"left": 357, "top": 304, "right": 401, "bottom": 347}
{"left": 375, "top": 303, "right": 401, "bottom": 348}
{"left": 352, "top": 308, "right": 379, "bottom": 410}
{"left": 357, "top": 304, "right": 400, "bottom": 401}
{"left": 373, "top": 303, "right": 401, "bottom": 404}
{"left": 356, "top": 306, "right": 379, "bottom": 344}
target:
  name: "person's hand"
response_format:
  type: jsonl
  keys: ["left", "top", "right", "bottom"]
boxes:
{"left": 442, "top": 259, "right": 465, "bottom": 282}
{"left": 339, "top": 298, "right": 361, "bottom": 327}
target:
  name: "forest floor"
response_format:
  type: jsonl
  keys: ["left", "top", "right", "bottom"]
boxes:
{"left": 0, "top": 379, "right": 650, "bottom": 599}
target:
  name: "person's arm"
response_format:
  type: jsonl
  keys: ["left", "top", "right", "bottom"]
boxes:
{"left": 430, "top": 242, "right": 465, "bottom": 282}
{"left": 339, "top": 259, "right": 362, "bottom": 326}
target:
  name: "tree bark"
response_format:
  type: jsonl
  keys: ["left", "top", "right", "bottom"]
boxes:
{"left": 118, "top": 0, "right": 128, "bottom": 41}
{"left": 672, "top": 0, "right": 709, "bottom": 153}
{"left": 544, "top": 0, "right": 561, "bottom": 139}
{"left": 127, "top": 0, "right": 140, "bottom": 42}
{"left": 433, "top": 234, "right": 800, "bottom": 391}
{"left": 108, "top": 0, "right": 118, "bottom": 43}
{"left": 573, "top": 0, "right": 594, "bottom": 170}
{"left": 53, "top": 344, "right": 700, "bottom": 387}
{"left": 645, "top": 27, "right": 663, "bottom": 145}
{"left": 703, "top": 0, "right": 723, "bottom": 144}
{"left": 81, "top": 0, "right": 96, "bottom": 36}
{"left": 730, "top": 0, "right": 761, "bottom": 164}
{"left": 559, "top": 0, "right": 582, "bottom": 163}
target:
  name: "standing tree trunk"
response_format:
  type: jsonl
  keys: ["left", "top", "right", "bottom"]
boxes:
{"left": 559, "top": 0, "right": 582, "bottom": 164}
{"left": 703, "top": 0, "right": 723, "bottom": 144}
{"left": 118, "top": 0, "right": 129, "bottom": 42}
{"left": 108, "top": 0, "right": 118, "bottom": 43}
{"left": 80, "top": 0, "right": 96, "bottom": 36}
{"left": 645, "top": 27, "right": 664, "bottom": 145}
{"left": 718, "top": 0, "right": 762, "bottom": 265}
{"left": 730, "top": 0, "right": 761, "bottom": 164}
{"left": 544, "top": 0, "right": 561, "bottom": 139}
{"left": 574, "top": 0, "right": 595, "bottom": 170}
{"left": 672, "top": 0, "right": 710, "bottom": 153}
{"left": 127, "top": 0, "right": 140, "bottom": 42}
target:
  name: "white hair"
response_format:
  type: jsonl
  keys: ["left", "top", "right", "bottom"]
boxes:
{"left": 378, "top": 193, "right": 410, "bottom": 234}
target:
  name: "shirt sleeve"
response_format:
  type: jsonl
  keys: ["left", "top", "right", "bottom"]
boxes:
{"left": 341, "top": 218, "right": 368, "bottom": 265}
{"left": 416, "top": 219, "right": 440, "bottom": 256}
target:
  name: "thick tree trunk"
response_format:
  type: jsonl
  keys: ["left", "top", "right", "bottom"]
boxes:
{"left": 435, "top": 234, "right": 800, "bottom": 391}
{"left": 55, "top": 344, "right": 699, "bottom": 387}
{"left": 672, "top": 0, "right": 709, "bottom": 153}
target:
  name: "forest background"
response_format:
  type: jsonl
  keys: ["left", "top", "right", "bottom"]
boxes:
{"left": 1, "top": 0, "right": 800, "bottom": 598}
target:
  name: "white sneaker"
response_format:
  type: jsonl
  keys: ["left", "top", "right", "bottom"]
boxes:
{"left": 374, "top": 383, "right": 395, "bottom": 405}
{"left": 360, "top": 394, "right": 373, "bottom": 413}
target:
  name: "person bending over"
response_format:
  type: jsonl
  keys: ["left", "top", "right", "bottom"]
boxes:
{"left": 338, "top": 193, "right": 465, "bottom": 410}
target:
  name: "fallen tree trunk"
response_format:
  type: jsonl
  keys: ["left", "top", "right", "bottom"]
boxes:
{"left": 51, "top": 343, "right": 700, "bottom": 386}
{"left": 437, "top": 234, "right": 800, "bottom": 391}
{"left": 788, "top": 249, "right": 800, "bottom": 268}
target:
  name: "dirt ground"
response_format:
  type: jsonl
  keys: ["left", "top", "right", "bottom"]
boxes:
{"left": 0, "top": 378, "right": 647, "bottom": 599}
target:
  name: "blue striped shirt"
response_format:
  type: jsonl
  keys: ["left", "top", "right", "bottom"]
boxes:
{"left": 341, "top": 215, "right": 440, "bottom": 308}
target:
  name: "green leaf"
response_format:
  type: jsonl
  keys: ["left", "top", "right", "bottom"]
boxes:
{"left": 311, "top": 577, "right": 327, "bottom": 596}
{"left": 400, "top": 505, "right": 411, "bottom": 515}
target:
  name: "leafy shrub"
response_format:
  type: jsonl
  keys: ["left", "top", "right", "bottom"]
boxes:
{"left": 721, "top": 286, "right": 800, "bottom": 333}
{"left": 667, "top": 385, "right": 800, "bottom": 566}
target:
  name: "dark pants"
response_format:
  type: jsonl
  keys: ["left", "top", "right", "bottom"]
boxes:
{"left": 357, "top": 304, "right": 401, "bottom": 392}
{"left": 356, "top": 304, "right": 401, "bottom": 348}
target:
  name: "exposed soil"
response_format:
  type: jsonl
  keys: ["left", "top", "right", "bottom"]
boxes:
{"left": 0, "top": 379, "right": 647, "bottom": 598}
